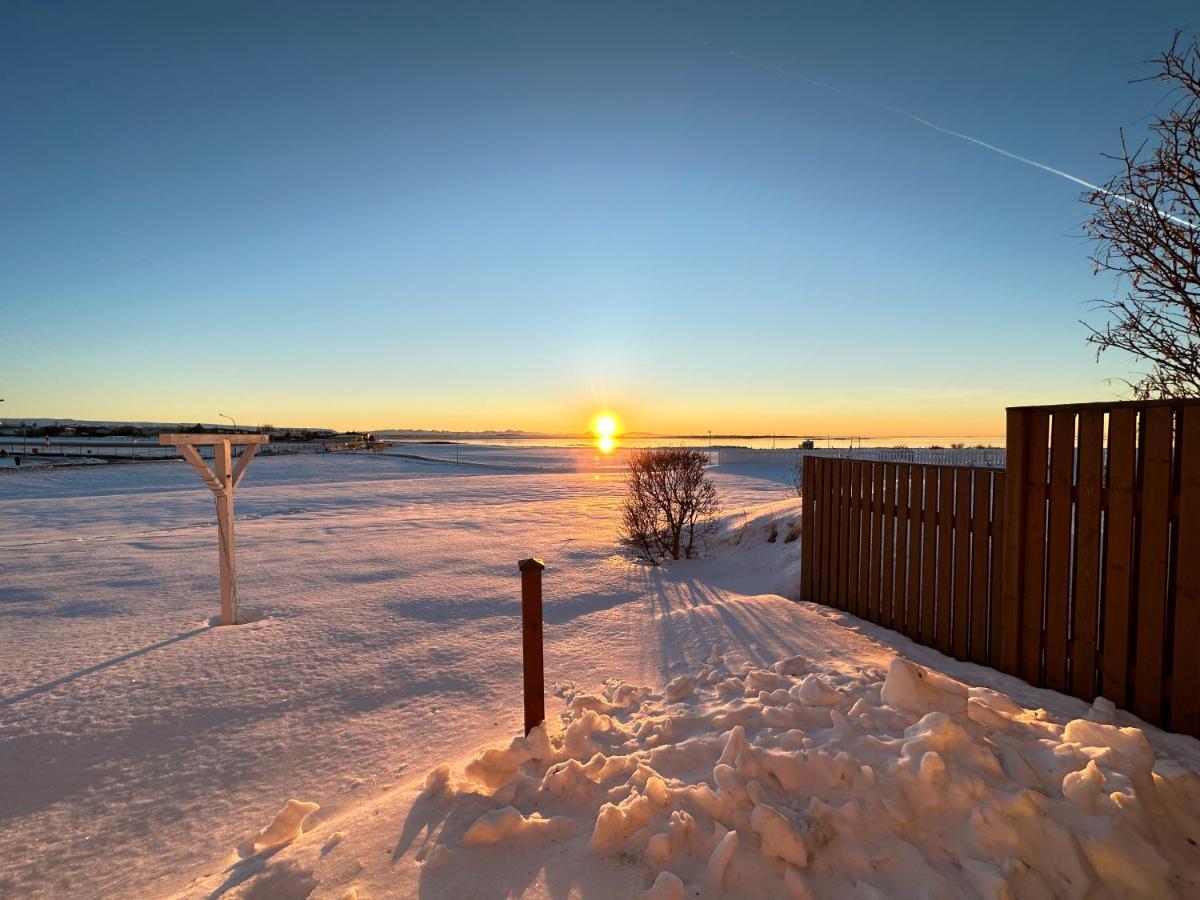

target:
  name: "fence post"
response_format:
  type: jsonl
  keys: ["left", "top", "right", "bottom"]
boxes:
{"left": 518, "top": 557, "right": 546, "bottom": 736}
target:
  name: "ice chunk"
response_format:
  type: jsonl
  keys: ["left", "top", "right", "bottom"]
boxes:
{"left": 1061, "top": 719, "right": 1154, "bottom": 774}
{"left": 751, "top": 803, "right": 807, "bottom": 867}
{"left": 705, "top": 829, "right": 738, "bottom": 886}
{"left": 880, "top": 657, "right": 967, "bottom": 717}
{"left": 253, "top": 799, "right": 320, "bottom": 850}
{"left": 589, "top": 791, "right": 654, "bottom": 853}
{"left": 645, "top": 870, "right": 685, "bottom": 899}
{"left": 665, "top": 675, "right": 697, "bottom": 701}
{"left": 772, "top": 655, "right": 810, "bottom": 677}
{"left": 459, "top": 806, "right": 573, "bottom": 847}
{"left": 464, "top": 734, "right": 533, "bottom": 791}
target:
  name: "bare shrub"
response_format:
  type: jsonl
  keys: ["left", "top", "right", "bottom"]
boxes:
{"left": 619, "top": 449, "right": 721, "bottom": 564}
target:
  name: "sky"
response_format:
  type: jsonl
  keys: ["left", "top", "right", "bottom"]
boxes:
{"left": 1, "top": 1, "right": 1195, "bottom": 435}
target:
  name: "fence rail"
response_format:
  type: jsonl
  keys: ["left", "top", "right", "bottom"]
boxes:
{"left": 719, "top": 446, "right": 1005, "bottom": 469}
{"left": 800, "top": 398, "right": 1200, "bottom": 737}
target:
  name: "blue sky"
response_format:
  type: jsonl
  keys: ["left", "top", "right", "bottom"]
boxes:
{"left": 1, "top": 2, "right": 1194, "bottom": 433}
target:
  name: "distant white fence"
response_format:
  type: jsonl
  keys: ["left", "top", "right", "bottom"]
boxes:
{"left": 717, "top": 446, "right": 1006, "bottom": 470}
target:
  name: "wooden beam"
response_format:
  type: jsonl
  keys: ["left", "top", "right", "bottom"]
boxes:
{"left": 213, "top": 441, "right": 237, "bottom": 626}
{"left": 160, "top": 433, "right": 269, "bottom": 446}
{"left": 177, "top": 444, "right": 224, "bottom": 494}
{"left": 232, "top": 443, "right": 260, "bottom": 489}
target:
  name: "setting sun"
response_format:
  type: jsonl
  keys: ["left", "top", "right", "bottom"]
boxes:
{"left": 590, "top": 412, "right": 621, "bottom": 454}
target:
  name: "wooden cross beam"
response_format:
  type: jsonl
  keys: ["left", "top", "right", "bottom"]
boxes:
{"left": 160, "top": 433, "right": 269, "bottom": 625}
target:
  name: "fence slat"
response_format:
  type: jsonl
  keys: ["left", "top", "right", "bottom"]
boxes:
{"left": 837, "top": 459, "right": 850, "bottom": 610}
{"left": 827, "top": 459, "right": 840, "bottom": 609}
{"left": 920, "top": 467, "right": 937, "bottom": 646}
{"left": 1072, "top": 410, "right": 1104, "bottom": 701}
{"left": 953, "top": 467, "right": 971, "bottom": 660}
{"left": 1101, "top": 409, "right": 1137, "bottom": 707}
{"left": 990, "top": 472, "right": 1006, "bottom": 667}
{"left": 1045, "top": 411, "right": 1075, "bottom": 693}
{"left": 880, "top": 463, "right": 896, "bottom": 630}
{"left": 970, "top": 469, "right": 991, "bottom": 665}
{"left": 1133, "top": 406, "right": 1173, "bottom": 724}
{"left": 1172, "top": 407, "right": 1200, "bottom": 735}
{"left": 999, "top": 409, "right": 1028, "bottom": 676}
{"left": 1020, "top": 411, "right": 1050, "bottom": 686}
{"left": 847, "top": 461, "right": 862, "bottom": 617}
{"left": 866, "top": 463, "right": 882, "bottom": 623}
{"left": 819, "top": 458, "right": 833, "bottom": 603}
{"left": 801, "top": 456, "right": 816, "bottom": 601}
{"left": 897, "top": 464, "right": 915, "bottom": 637}
{"left": 935, "top": 467, "right": 954, "bottom": 654}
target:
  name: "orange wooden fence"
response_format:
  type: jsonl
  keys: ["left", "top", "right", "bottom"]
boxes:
{"left": 800, "top": 459, "right": 1005, "bottom": 666}
{"left": 801, "top": 398, "right": 1200, "bottom": 736}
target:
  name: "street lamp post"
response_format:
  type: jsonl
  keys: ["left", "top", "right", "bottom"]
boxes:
{"left": 218, "top": 412, "right": 237, "bottom": 432}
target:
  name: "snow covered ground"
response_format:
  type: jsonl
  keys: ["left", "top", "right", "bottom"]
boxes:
{"left": 3, "top": 450, "right": 1199, "bottom": 898}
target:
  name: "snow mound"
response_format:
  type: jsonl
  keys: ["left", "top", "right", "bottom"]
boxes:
{"left": 418, "top": 654, "right": 1200, "bottom": 897}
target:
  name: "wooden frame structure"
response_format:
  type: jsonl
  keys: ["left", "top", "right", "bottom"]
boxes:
{"left": 160, "top": 433, "right": 269, "bottom": 625}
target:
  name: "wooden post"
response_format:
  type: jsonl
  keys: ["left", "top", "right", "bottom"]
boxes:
{"left": 518, "top": 557, "right": 546, "bottom": 736}
{"left": 213, "top": 439, "right": 237, "bottom": 626}
{"left": 159, "top": 433, "right": 267, "bottom": 626}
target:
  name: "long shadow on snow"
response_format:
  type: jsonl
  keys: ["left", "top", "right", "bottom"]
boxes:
{"left": 642, "top": 570, "right": 802, "bottom": 678}
{"left": 0, "top": 625, "right": 209, "bottom": 708}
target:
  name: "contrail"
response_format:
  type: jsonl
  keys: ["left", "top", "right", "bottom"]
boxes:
{"left": 726, "top": 48, "right": 1199, "bottom": 230}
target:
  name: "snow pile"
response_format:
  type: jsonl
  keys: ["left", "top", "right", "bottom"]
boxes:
{"left": 418, "top": 653, "right": 1200, "bottom": 898}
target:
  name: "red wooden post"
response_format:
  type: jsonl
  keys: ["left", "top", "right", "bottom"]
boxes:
{"left": 518, "top": 557, "right": 546, "bottom": 736}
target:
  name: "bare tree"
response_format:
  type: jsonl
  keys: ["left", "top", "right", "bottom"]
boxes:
{"left": 619, "top": 449, "right": 721, "bottom": 564}
{"left": 1083, "top": 32, "right": 1200, "bottom": 398}
{"left": 788, "top": 461, "right": 804, "bottom": 498}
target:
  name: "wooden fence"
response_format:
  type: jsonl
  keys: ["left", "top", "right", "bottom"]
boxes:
{"left": 800, "top": 459, "right": 1006, "bottom": 666}
{"left": 801, "top": 399, "right": 1200, "bottom": 736}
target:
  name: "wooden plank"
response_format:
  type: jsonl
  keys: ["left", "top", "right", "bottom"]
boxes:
{"left": 1020, "top": 410, "right": 1050, "bottom": 686}
{"left": 953, "top": 467, "right": 972, "bottom": 660}
{"left": 867, "top": 463, "right": 884, "bottom": 624}
{"left": 999, "top": 409, "right": 1028, "bottom": 676}
{"left": 1172, "top": 407, "right": 1200, "bottom": 735}
{"left": 213, "top": 440, "right": 237, "bottom": 626}
{"left": 1133, "top": 406, "right": 1173, "bottom": 724}
{"left": 907, "top": 465, "right": 925, "bottom": 640}
{"left": 990, "top": 473, "right": 1006, "bottom": 666}
{"left": 821, "top": 459, "right": 834, "bottom": 604}
{"left": 801, "top": 456, "right": 816, "bottom": 601}
{"left": 880, "top": 463, "right": 897, "bottom": 631}
{"left": 1044, "top": 411, "right": 1075, "bottom": 693}
{"left": 920, "top": 466, "right": 938, "bottom": 646}
{"left": 232, "top": 443, "right": 260, "bottom": 488}
{"left": 830, "top": 465, "right": 849, "bottom": 614}
{"left": 837, "top": 459, "right": 851, "bottom": 610}
{"left": 1101, "top": 409, "right": 1137, "bottom": 706}
{"left": 936, "top": 466, "right": 954, "bottom": 654}
{"left": 160, "top": 433, "right": 269, "bottom": 445}
{"left": 847, "top": 461, "right": 862, "bottom": 617}
{"left": 177, "top": 444, "right": 223, "bottom": 495}
{"left": 1071, "top": 410, "right": 1104, "bottom": 701}
{"left": 896, "top": 464, "right": 913, "bottom": 636}
{"left": 970, "top": 469, "right": 991, "bottom": 665}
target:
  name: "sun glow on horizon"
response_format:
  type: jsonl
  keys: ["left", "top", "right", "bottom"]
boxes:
{"left": 590, "top": 411, "right": 621, "bottom": 454}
